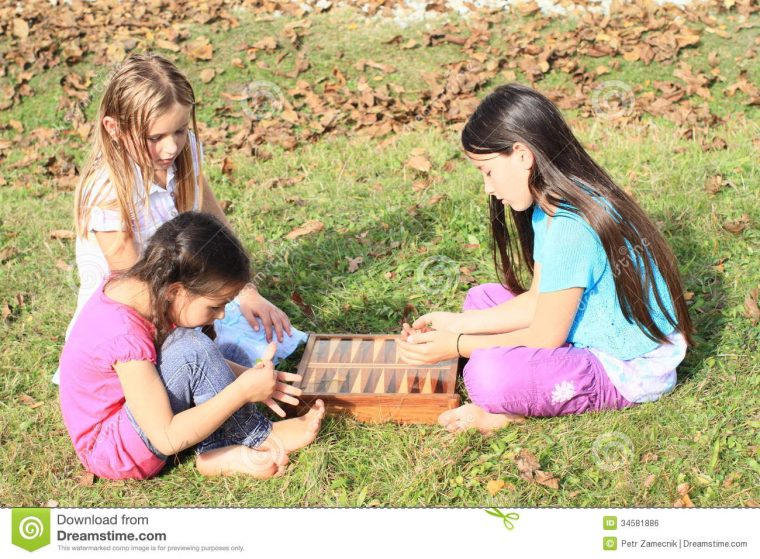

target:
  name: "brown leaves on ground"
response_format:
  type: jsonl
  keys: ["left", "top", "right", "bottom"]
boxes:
{"left": 486, "top": 479, "right": 516, "bottom": 496}
{"left": 406, "top": 154, "right": 432, "bottom": 174}
{"left": 0, "top": 0, "right": 756, "bottom": 201}
{"left": 19, "top": 394, "right": 44, "bottom": 409}
{"left": 49, "top": 230, "right": 76, "bottom": 240}
{"left": 1, "top": 0, "right": 752, "bottom": 168}
{"left": 744, "top": 288, "right": 760, "bottom": 325}
{"left": 346, "top": 256, "right": 364, "bottom": 273}
{"left": 285, "top": 219, "right": 324, "bottom": 240}
{"left": 290, "top": 291, "right": 314, "bottom": 319}
{"left": 514, "top": 448, "right": 560, "bottom": 490}
{"left": 722, "top": 214, "right": 751, "bottom": 235}
{"left": 2, "top": 292, "right": 27, "bottom": 322}
{"left": 673, "top": 482, "right": 695, "bottom": 507}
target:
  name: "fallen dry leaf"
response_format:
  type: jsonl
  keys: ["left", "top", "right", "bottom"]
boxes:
{"left": 77, "top": 471, "right": 95, "bottom": 487}
{"left": 515, "top": 448, "right": 559, "bottom": 490}
{"left": 406, "top": 155, "right": 432, "bottom": 173}
{"left": 290, "top": 292, "right": 314, "bottom": 319}
{"left": 285, "top": 220, "right": 324, "bottom": 240}
{"left": 673, "top": 482, "right": 695, "bottom": 507}
{"left": 486, "top": 479, "right": 506, "bottom": 496}
{"left": 743, "top": 288, "right": 760, "bottom": 325}
{"left": 722, "top": 214, "right": 750, "bottom": 235}
{"left": 221, "top": 157, "right": 235, "bottom": 177}
{"left": 19, "top": 394, "right": 44, "bottom": 409}
{"left": 427, "top": 193, "right": 447, "bottom": 207}
{"left": 186, "top": 36, "right": 214, "bottom": 61}
{"left": 199, "top": 68, "right": 216, "bottom": 83}
{"left": 50, "top": 230, "right": 76, "bottom": 240}
{"left": 0, "top": 247, "right": 19, "bottom": 263}
{"left": 12, "top": 18, "right": 30, "bottom": 39}
{"left": 704, "top": 175, "right": 731, "bottom": 195}
{"left": 722, "top": 472, "right": 741, "bottom": 489}
{"left": 346, "top": 256, "right": 363, "bottom": 273}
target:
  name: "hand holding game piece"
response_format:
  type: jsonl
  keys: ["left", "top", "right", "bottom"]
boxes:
{"left": 411, "top": 312, "right": 463, "bottom": 334}
{"left": 397, "top": 329, "right": 459, "bottom": 364}
{"left": 239, "top": 342, "right": 279, "bottom": 404}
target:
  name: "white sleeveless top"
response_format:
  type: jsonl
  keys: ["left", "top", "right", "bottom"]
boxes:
{"left": 72, "top": 130, "right": 203, "bottom": 315}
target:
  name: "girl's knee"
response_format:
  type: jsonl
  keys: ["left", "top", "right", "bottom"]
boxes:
{"left": 160, "top": 328, "right": 221, "bottom": 365}
{"left": 463, "top": 283, "right": 515, "bottom": 311}
{"left": 463, "top": 351, "right": 527, "bottom": 414}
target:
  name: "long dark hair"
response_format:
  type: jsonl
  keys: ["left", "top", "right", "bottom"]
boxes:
{"left": 112, "top": 212, "right": 251, "bottom": 345}
{"left": 462, "top": 83, "right": 694, "bottom": 347}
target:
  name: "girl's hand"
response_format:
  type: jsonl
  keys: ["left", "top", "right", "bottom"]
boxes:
{"left": 237, "top": 342, "right": 304, "bottom": 418}
{"left": 411, "top": 312, "right": 463, "bottom": 334}
{"left": 238, "top": 284, "right": 293, "bottom": 343}
{"left": 397, "top": 330, "right": 459, "bottom": 365}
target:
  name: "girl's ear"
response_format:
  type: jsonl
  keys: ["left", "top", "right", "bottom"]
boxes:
{"left": 165, "top": 283, "right": 183, "bottom": 303}
{"left": 513, "top": 142, "right": 535, "bottom": 171}
{"left": 102, "top": 116, "right": 119, "bottom": 142}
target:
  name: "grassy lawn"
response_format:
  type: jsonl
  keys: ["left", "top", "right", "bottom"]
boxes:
{"left": 0, "top": 2, "right": 758, "bottom": 507}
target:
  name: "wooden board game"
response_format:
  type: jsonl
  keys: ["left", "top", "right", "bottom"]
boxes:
{"left": 289, "top": 334, "right": 461, "bottom": 424}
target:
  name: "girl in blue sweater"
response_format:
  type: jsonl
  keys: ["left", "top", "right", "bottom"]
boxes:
{"left": 399, "top": 84, "right": 695, "bottom": 434}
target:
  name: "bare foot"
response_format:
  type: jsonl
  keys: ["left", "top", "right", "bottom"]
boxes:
{"left": 438, "top": 403, "right": 525, "bottom": 435}
{"left": 270, "top": 399, "right": 325, "bottom": 452}
{"left": 196, "top": 445, "right": 289, "bottom": 478}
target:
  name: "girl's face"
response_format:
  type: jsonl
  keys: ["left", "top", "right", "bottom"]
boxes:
{"left": 466, "top": 143, "right": 535, "bottom": 211}
{"left": 169, "top": 286, "right": 239, "bottom": 328}
{"left": 146, "top": 103, "right": 192, "bottom": 170}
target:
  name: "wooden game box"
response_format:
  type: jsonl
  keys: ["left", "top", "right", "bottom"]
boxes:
{"left": 288, "top": 334, "right": 461, "bottom": 425}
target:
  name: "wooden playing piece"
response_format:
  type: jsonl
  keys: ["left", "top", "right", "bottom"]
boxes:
{"left": 288, "top": 334, "right": 461, "bottom": 424}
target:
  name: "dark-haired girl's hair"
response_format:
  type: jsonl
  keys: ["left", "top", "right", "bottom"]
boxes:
{"left": 112, "top": 212, "right": 251, "bottom": 345}
{"left": 462, "top": 83, "right": 694, "bottom": 347}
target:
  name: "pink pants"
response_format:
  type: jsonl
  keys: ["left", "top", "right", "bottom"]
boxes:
{"left": 462, "top": 284, "right": 636, "bottom": 417}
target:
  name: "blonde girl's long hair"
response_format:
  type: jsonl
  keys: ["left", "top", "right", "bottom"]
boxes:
{"left": 74, "top": 53, "right": 204, "bottom": 239}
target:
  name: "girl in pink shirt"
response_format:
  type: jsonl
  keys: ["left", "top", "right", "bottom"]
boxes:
{"left": 59, "top": 212, "right": 324, "bottom": 480}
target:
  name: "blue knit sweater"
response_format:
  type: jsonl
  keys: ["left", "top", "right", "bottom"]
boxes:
{"left": 532, "top": 202, "right": 677, "bottom": 360}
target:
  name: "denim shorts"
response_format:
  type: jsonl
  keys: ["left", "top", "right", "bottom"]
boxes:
{"left": 125, "top": 328, "right": 273, "bottom": 459}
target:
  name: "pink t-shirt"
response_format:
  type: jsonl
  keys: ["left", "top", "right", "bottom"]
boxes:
{"left": 58, "top": 280, "right": 166, "bottom": 480}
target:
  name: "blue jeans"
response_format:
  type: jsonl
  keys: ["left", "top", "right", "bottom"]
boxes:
{"left": 125, "top": 328, "right": 273, "bottom": 459}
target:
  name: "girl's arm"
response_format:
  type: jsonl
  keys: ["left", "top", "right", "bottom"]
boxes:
{"left": 94, "top": 231, "right": 140, "bottom": 271}
{"left": 398, "top": 286, "right": 584, "bottom": 364}
{"left": 114, "top": 361, "right": 280, "bottom": 456}
{"left": 458, "top": 286, "right": 584, "bottom": 355}
{"left": 412, "top": 263, "right": 543, "bottom": 335}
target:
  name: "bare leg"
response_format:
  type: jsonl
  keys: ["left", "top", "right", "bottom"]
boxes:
{"left": 438, "top": 403, "right": 525, "bottom": 435}
{"left": 195, "top": 444, "right": 289, "bottom": 478}
{"left": 269, "top": 399, "right": 326, "bottom": 452}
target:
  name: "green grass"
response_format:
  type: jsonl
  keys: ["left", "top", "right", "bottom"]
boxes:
{"left": 0, "top": 4, "right": 758, "bottom": 508}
